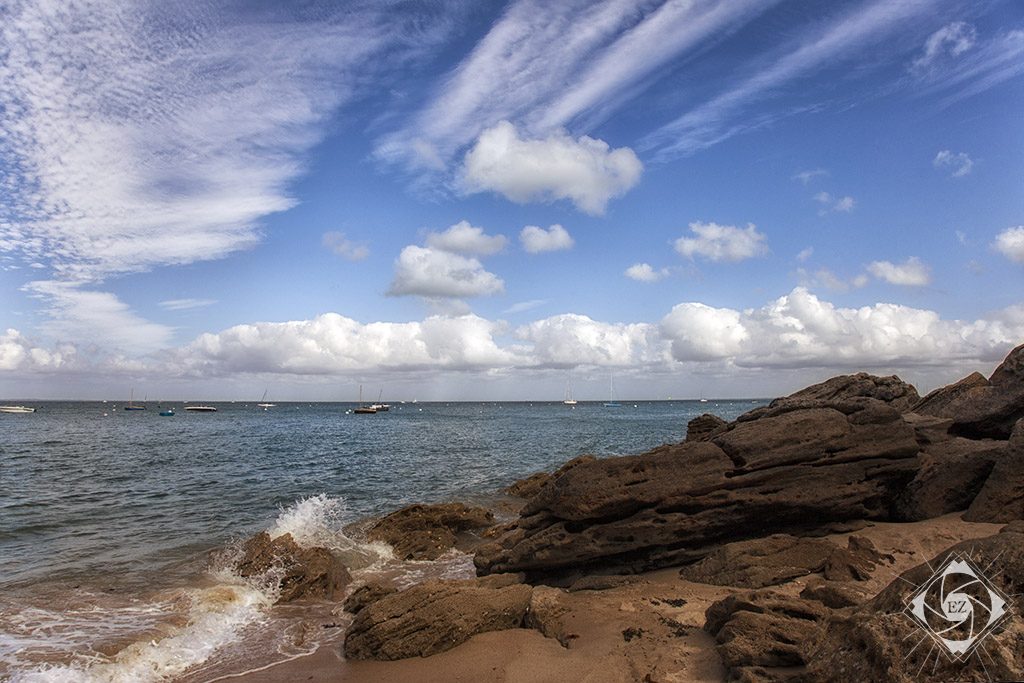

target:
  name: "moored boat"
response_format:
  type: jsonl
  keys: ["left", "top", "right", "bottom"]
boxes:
{"left": 0, "top": 405, "right": 36, "bottom": 413}
{"left": 184, "top": 405, "right": 218, "bottom": 412}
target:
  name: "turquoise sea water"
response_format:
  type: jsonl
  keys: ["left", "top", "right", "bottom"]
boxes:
{"left": 0, "top": 399, "right": 765, "bottom": 681}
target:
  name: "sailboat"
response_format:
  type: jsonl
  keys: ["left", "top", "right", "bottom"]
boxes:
{"left": 562, "top": 381, "right": 577, "bottom": 406}
{"left": 257, "top": 389, "right": 276, "bottom": 409}
{"left": 353, "top": 385, "right": 377, "bottom": 414}
{"left": 124, "top": 388, "right": 146, "bottom": 411}
{"left": 604, "top": 375, "right": 622, "bottom": 408}
{"left": 369, "top": 388, "right": 390, "bottom": 412}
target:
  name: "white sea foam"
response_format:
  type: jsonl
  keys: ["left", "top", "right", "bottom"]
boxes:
{"left": 11, "top": 578, "right": 274, "bottom": 683}
{"left": 266, "top": 494, "right": 394, "bottom": 570}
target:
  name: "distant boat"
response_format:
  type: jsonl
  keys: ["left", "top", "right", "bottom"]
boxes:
{"left": 604, "top": 375, "right": 622, "bottom": 408}
{"left": 563, "top": 381, "right": 577, "bottom": 406}
{"left": 353, "top": 385, "right": 377, "bottom": 414}
{"left": 184, "top": 405, "right": 217, "bottom": 412}
{"left": 369, "top": 388, "right": 390, "bottom": 412}
{"left": 159, "top": 408, "right": 175, "bottom": 416}
{"left": 257, "top": 389, "right": 276, "bottom": 409}
{"left": 0, "top": 405, "right": 36, "bottom": 413}
{"left": 124, "top": 388, "right": 146, "bottom": 411}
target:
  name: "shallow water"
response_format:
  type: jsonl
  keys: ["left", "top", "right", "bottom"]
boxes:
{"left": 0, "top": 399, "right": 764, "bottom": 681}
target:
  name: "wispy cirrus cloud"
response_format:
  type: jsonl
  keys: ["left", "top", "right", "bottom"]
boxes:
{"left": 376, "top": 0, "right": 775, "bottom": 171}
{"left": 642, "top": 0, "right": 941, "bottom": 158}
{"left": 159, "top": 298, "right": 218, "bottom": 312}
{"left": 918, "top": 27, "right": 1024, "bottom": 106}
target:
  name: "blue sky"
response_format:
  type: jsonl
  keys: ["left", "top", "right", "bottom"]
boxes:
{"left": 1, "top": 0, "right": 1022, "bottom": 400}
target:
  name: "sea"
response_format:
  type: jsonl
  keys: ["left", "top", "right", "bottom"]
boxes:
{"left": 0, "top": 399, "right": 766, "bottom": 682}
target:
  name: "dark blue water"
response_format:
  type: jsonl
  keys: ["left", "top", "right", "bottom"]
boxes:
{"left": 0, "top": 399, "right": 764, "bottom": 587}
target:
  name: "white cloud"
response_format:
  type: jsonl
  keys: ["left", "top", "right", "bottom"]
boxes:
{"left": 515, "top": 315, "right": 667, "bottom": 368}
{"left": 159, "top": 298, "right": 217, "bottom": 311}
{"left": 24, "top": 280, "right": 173, "bottom": 352}
{"left": 994, "top": 226, "right": 1024, "bottom": 264}
{"left": 504, "top": 299, "right": 547, "bottom": 315}
{"left": 460, "top": 121, "right": 642, "bottom": 215}
{"left": 867, "top": 257, "right": 931, "bottom": 286}
{"left": 179, "top": 313, "right": 520, "bottom": 375}
{"left": 796, "top": 247, "right": 814, "bottom": 262}
{"left": 625, "top": 263, "right": 669, "bottom": 283}
{"left": 674, "top": 222, "right": 768, "bottom": 263}
{"left": 426, "top": 221, "right": 507, "bottom": 256}
{"left": 0, "top": 2, "right": 453, "bottom": 280}
{"left": 913, "top": 22, "right": 977, "bottom": 71}
{"left": 520, "top": 224, "right": 574, "bottom": 254}
{"left": 919, "top": 29, "right": 1024, "bottom": 106}
{"left": 813, "top": 192, "right": 855, "bottom": 213}
{"left": 662, "top": 287, "right": 1024, "bottom": 368}
{"left": 644, "top": 0, "right": 940, "bottom": 158}
{"left": 375, "top": 0, "right": 768, "bottom": 169}
{"left": 0, "top": 328, "right": 75, "bottom": 371}
{"left": 322, "top": 232, "right": 370, "bottom": 261}
{"left": 387, "top": 246, "right": 504, "bottom": 299}
{"left": 797, "top": 267, "right": 869, "bottom": 293}
{"left": 933, "top": 150, "right": 974, "bottom": 178}
{"left": 793, "top": 169, "right": 828, "bottom": 185}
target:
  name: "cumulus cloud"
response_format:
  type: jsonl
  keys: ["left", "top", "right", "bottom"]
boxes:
{"left": 661, "top": 287, "right": 1024, "bottom": 368}
{"left": 867, "top": 257, "right": 931, "bottom": 286}
{"left": 994, "top": 226, "right": 1024, "bottom": 264}
{"left": 0, "top": 328, "right": 75, "bottom": 371}
{"left": 426, "top": 221, "right": 507, "bottom": 255}
{"left": 460, "top": 121, "right": 642, "bottom": 215}
{"left": 387, "top": 246, "right": 504, "bottom": 299}
{"left": 933, "top": 150, "right": 974, "bottom": 178}
{"left": 515, "top": 314, "right": 667, "bottom": 368}
{"left": 813, "top": 192, "right": 855, "bottom": 213}
{"left": 913, "top": 22, "right": 977, "bottom": 71}
{"left": 674, "top": 222, "right": 768, "bottom": 263}
{"left": 520, "top": 224, "right": 574, "bottom": 254}
{"left": 793, "top": 169, "right": 828, "bottom": 185}
{"left": 625, "top": 263, "right": 669, "bottom": 282}
{"left": 322, "top": 232, "right": 370, "bottom": 261}
{"left": 797, "top": 268, "right": 869, "bottom": 293}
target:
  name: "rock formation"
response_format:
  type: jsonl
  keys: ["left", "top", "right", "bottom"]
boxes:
{"left": 366, "top": 502, "right": 494, "bottom": 560}
{"left": 234, "top": 531, "right": 350, "bottom": 603}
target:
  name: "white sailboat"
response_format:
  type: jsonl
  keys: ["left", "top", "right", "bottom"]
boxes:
{"left": 563, "top": 380, "right": 577, "bottom": 406}
{"left": 604, "top": 375, "right": 621, "bottom": 408}
{"left": 257, "top": 389, "right": 276, "bottom": 409}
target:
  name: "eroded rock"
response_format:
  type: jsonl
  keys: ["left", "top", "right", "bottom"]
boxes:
{"left": 685, "top": 413, "right": 727, "bottom": 442}
{"left": 963, "top": 418, "right": 1024, "bottom": 523}
{"left": 234, "top": 531, "right": 350, "bottom": 603}
{"left": 366, "top": 502, "right": 494, "bottom": 561}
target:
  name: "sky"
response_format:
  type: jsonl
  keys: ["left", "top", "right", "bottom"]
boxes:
{"left": 1, "top": 0, "right": 1023, "bottom": 401}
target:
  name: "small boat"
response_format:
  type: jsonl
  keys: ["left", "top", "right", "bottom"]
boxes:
{"left": 563, "top": 384, "right": 577, "bottom": 406}
{"left": 184, "top": 405, "right": 218, "bottom": 412}
{"left": 124, "top": 388, "right": 146, "bottom": 411}
{"left": 159, "top": 408, "right": 175, "bottom": 416}
{"left": 604, "top": 375, "right": 621, "bottom": 408}
{"left": 0, "top": 405, "right": 36, "bottom": 413}
{"left": 257, "top": 388, "right": 276, "bottom": 409}
{"left": 369, "top": 389, "right": 389, "bottom": 412}
{"left": 353, "top": 385, "right": 377, "bottom": 414}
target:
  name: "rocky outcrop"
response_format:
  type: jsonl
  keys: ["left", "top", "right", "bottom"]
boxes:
{"left": 685, "top": 413, "right": 726, "bottom": 442}
{"left": 703, "top": 591, "right": 828, "bottom": 680}
{"left": 803, "top": 522, "right": 1024, "bottom": 683}
{"left": 963, "top": 418, "right": 1024, "bottom": 522}
{"left": 342, "top": 582, "right": 397, "bottom": 615}
{"left": 914, "top": 342, "right": 1024, "bottom": 439}
{"left": 750, "top": 372, "right": 920, "bottom": 418}
{"left": 366, "top": 502, "right": 494, "bottom": 560}
{"left": 505, "top": 455, "right": 598, "bottom": 500}
{"left": 342, "top": 579, "right": 532, "bottom": 660}
{"left": 234, "top": 531, "right": 350, "bottom": 603}
{"left": 679, "top": 534, "right": 892, "bottom": 588}
{"left": 476, "top": 398, "right": 920, "bottom": 579}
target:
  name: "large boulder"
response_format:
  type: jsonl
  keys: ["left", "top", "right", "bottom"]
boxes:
{"left": 803, "top": 522, "right": 1024, "bottom": 682}
{"left": 342, "top": 579, "right": 532, "bottom": 660}
{"left": 234, "top": 531, "right": 350, "bottom": 603}
{"left": 963, "top": 419, "right": 1024, "bottom": 522}
{"left": 771, "top": 372, "right": 920, "bottom": 413}
{"left": 505, "top": 455, "right": 598, "bottom": 500}
{"left": 366, "top": 502, "right": 494, "bottom": 560}
{"left": 475, "top": 398, "right": 920, "bottom": 579}
{"left": 914, "top": 343, "right": 1024, "bottom": 439}
{"left": 685, "top": 413, "right": 727, "bottom": 442}
{"left": 680, "top": 534, "right": 893, "bottom": 589}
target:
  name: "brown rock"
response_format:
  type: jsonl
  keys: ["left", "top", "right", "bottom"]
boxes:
{"left": 342, "top": 579, "right": 532, "bottom": 660}
{"left": 234, "top": 532, "right": 350, "bottom": 603}
{"left": 963, "top": 418, "right": 1024, "bottom": 522}
{"left": 799, "top": 578, "right": 869, "bottom": 608}
{"left": 821, "top": 535, "right": 894, "bottom": 581}
{"left": 803, "top": 522, "right": 1024, "bottom": 682}
{"left": 476, "top": 398, "right": 919, "bottom": 579}
{"left": 679, "top": 535, "right": 838, "bottom": 588}
{"left": 704, "top": 591, "right": 828, "bottom": 679}
{"left": 914, "top": 343, "right": 1024, "bottom": 439}
{"left": 505, "top": 455, "right": 598, "bottom": 500}
{"left": 685, "top": 413, "right": 727, "bottom": 442}
{"left": 366, "top": 502, "right": 494, "bottom": 561}
{"left": 764, "top": 372, "right": 920, "bottom": 414}
{"left": 342, "top": 582, "right": 397, "bottom": 615}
